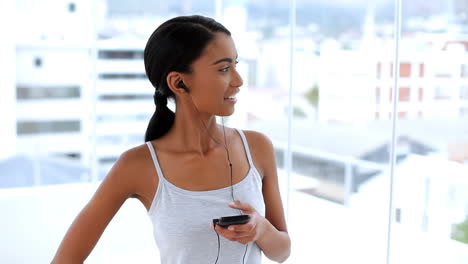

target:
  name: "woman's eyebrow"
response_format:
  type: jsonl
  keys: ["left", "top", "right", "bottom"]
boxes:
{"left": 211, "top": 55, "right": 238, "bottom": 65}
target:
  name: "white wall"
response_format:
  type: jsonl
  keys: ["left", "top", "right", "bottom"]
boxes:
{"left": 0, "top": 0, "right": 16, "bottom": 159}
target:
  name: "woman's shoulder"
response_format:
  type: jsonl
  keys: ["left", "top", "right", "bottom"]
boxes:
{"left": 237, "top": 129, "right": 276, "bottom": 178}
{"left": 239, "top": 129, "right": 274, "bottom": 150}
{"left": 105, "top": 142, "right": 157, "bottom": 202}
{"left": 108, "top": 143, "right": 155, "bottom": 185}
{"left": 119, "top": 142, "right": 153, "bottom": 166}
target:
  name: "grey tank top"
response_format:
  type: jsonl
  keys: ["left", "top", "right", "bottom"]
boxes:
{"left": 145, "top": 128, "right": 265, "bottom": 264}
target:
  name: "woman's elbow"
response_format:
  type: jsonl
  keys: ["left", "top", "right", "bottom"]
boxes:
{"left": 278, "top": 243, "right": 291, "bottom": 263}
{"left": 270, "top": 235, "right": 291, "bottom": 263}
{"left": 51, "top": 251, "right": 85, "bottom": 264}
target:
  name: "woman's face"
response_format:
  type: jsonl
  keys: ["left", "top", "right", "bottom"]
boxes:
{"left": 183, "top": 33, "right": 243, "bottom": 117}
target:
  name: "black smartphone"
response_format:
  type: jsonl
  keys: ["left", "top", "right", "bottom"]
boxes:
{"left": 214, "top": 215, "right": 251, "bottom": 228}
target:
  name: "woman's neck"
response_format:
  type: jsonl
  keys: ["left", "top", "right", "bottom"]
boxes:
{"left": 162, "top": 105, "right": 227, "bottom": 156}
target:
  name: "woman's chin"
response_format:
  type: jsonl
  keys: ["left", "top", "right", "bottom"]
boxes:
{"left": 217, "top": 109, "right": 235, "bottom": 117}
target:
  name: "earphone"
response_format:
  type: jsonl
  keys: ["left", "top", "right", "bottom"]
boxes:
{"left": 178, "top": 80, "right": 190, "bottom": 92}
{"left": 177, "top": 80, "right": 248, "bottom": 264}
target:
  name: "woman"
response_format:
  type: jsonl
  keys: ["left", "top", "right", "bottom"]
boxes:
{"left": 52, "top": 15, "right": 290, "bottom": 264}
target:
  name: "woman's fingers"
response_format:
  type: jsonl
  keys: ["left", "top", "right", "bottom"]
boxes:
{"left": 209, "top": 200, "right": 261, "bottom": 243}
{"left": 213, "top": 224, "right": 256, "bottom": 242}
{"left": 228, "top": 200, "right": 254, "bottom": 213}
{"left": 228, "top": 223, "right": 255, "bottom": 233}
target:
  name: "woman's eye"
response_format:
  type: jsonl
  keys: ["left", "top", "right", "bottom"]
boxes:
{"left": 219, "top": 61, "right": 238, "bottom": 72}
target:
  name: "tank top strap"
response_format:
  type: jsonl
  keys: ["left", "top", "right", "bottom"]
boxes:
{"left": 145, "top": 141, "right": 165, "bottom": 182}
{"left": 234, "top": 128, "right": 254, "bottom": 168}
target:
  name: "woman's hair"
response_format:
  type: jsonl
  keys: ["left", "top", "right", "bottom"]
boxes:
{"left": 144, "top": 15, "right": 231, "bottom": 142}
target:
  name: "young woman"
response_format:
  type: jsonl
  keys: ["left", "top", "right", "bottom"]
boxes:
{"left": 52, "top": 15, "right": 290, "bottom": 264}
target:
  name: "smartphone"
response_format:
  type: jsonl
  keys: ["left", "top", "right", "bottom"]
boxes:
{"left": 214, "top": 215, "right": 251, "bottom": 228}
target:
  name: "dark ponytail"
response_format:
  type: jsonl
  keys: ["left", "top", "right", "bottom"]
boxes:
{"left": 143, "top": 15, "right": 231, "bottom": 142}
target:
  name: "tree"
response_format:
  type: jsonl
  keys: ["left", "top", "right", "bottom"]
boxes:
{"left": 305, "top": 83, "right": 319, "bottom": 108}
{"left": 304, "top": 83, "right": 320, "bottom": 121}
{"left": 452, "top": 215, "right": 468, "bottom": 244}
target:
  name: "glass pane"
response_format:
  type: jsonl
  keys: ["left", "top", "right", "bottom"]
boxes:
{"left": 93, "top": 0, "right": 216, "bottom": 180}
{"left": 10, "top": 0, "right": 94, "bottom": 188}
{"left": 284, "top": 1, "right": 395, "bottom": 263}
{"left": 86, "top": 1, "right": 220, "bottom": 262}
{"left": 4, "top": 0, "right": 220, "bottom": 263}
{"left": 2, "top": 0, "right": 96, "bottom": 263}
{"left": 17, "top": 0, "right": 468, "bottom": 263}
{"left": 391, "top": 0, "right": 468, "bottom": 263}
{"left": 218, "top": 0, "right": 291, "bottom": 261}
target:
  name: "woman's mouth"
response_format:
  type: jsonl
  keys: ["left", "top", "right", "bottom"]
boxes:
{"left": 224, "top": 96, "right": 237, "bottom": 103}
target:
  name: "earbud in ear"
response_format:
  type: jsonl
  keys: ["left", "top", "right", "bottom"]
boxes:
{"left": 178, "top": 80, "right": 189, "bottom": 92}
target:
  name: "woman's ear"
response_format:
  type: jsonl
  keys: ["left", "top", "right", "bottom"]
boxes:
{"left": 166, "top": 72, "right": 189, "bottom": 95}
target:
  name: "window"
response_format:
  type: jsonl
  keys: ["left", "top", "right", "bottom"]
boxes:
{"left": 3, "top": 0, "right": 468, "bottom": 263}
{"left": 17, "top": 120, "right": 81, "bottom": 135}
{"left": 17, "top": 86, "right": 81, "bottom": 99}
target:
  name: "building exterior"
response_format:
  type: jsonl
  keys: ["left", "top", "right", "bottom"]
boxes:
{"left": 318, "top": 35, "right": 468, "bottom": 123}
{"left": 0, "top": 0, "right": 16, "bottom": 160}
{"left": 93, "top": 38, "right": 153, "bottom": 176}
{"left": 13, "top": 1, "right": 157, "bottom": 180}
{"left": 15, "top": 0, "right": 94, "bottom": 173}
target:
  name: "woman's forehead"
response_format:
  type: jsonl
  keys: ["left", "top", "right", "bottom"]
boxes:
{"left": 199, "top": 33, "right": 237, "bottom": 63}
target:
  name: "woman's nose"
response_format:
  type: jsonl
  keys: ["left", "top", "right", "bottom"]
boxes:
{"left": 231, "top": 68, "right": 243, "bottom": 88}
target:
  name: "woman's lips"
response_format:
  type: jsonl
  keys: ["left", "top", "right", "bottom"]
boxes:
{"left": 224, "top": 96, "right": 237, "bottom": 103}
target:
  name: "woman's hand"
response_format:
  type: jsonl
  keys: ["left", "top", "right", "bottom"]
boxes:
{"left": 210, "top": 200, "right": 266, "bottom": 244}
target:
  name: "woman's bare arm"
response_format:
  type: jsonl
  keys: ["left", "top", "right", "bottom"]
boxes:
{"left": 51, "top": 148, "right": 144, "bottom": 263}
{"left": 247, "top": 130, "right": 291, "bottom": 262}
